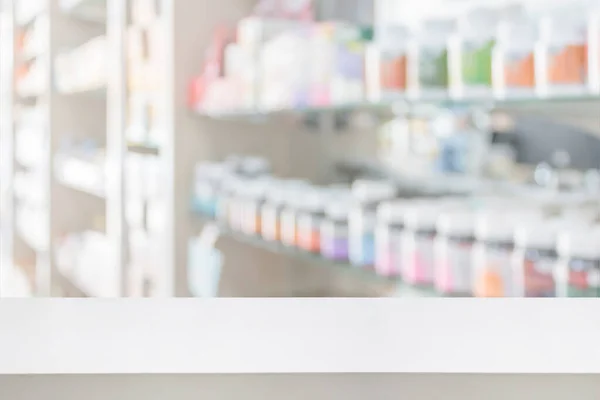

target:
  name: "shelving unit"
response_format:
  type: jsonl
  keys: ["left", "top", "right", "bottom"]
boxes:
{"left": 0, "top": 0, "right": 126, "bottom": 297}
{"left": 1, "top": 0, "right": 599, "bottom": 298}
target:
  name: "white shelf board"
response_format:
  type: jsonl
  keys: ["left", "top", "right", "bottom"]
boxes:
{"left": 60, "top": 0, "right": 105, "bottom": 23}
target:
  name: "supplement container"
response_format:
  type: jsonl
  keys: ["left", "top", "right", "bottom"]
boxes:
{"left": 452, "top": 8, "right": 498, "bottom": 99}
{"left": 588, "top": 6, "right": 600, "bottom": 94}
{"left": 472, "top": 210, "right": 542, "bottom": 297}
{"left": 239, "top": 178, "right": 272, "bottom": 236}
{"left": 193, "top": 163, "right": 219, "bottom": 217}
{"left": 320, "top": 201, "right": 352, "bottom": 262}
{"left": 409, "top": 19, "right": 455, "bottom": 99}
{"left": 493, "top": 14, "right": 538, "bottom": 99}
{"left": 512, "top": 219, "right": 559, "bottom": 297}
{"left": 260, "top": 184, "right": 286, "bottom": 242}
{"left": 260, "top": 180, "right": 309, "bottom": 242}
{"left": 296, "top": 189, "right": 327, "bottom": 253}
{"left": 193, "top": 163, "right": 231, "bottom": 218}
{"left": 536, "top": 8, "right": 589, "bottom": 97}
{"left": 280, "top": 186, "right": 312, "bottom": 247}
{"left": 238, "top": 156, "right": 272, "bottom": 178}
{"left": 434, "top": 211, "right": 476, "bottom": 295}
{"left": 225, "top": 178, "right": 247, "bottom": 232}
{"left": 367, "top": 26, "right": 410, "bottom": 101}
{"left": 556, "top": 225, "right": 600, "bottom": 297}
{"left": 401, "top": 201, "right": 449, "bottom": 286}
{"left": 374, "top": 200, "right": 409, "bottom": 277}
{"left": 215, "top": 175, "right": 242, "bottom": 228}
{"left": 348, "top": 180, "right": 397, "bottom": 268}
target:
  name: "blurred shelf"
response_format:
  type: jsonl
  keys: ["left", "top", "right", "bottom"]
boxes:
{"left": 56, "top": 86, "right": 106, "bottom": 98}
{"left": 60, "top": 0, "right": 106, "bottom": 23}
{"left": 54, "top": 156, "right": 106, "bottom": 199}
{"left": 15, "top": 223, "right": 48, "bottom": 253}
{"left": 127, "top": 142, "right": 160, "bottom": 156}
{"left": 15, "top": 4, "right": 46, "bottom": 27}
{"left": 0, "top": 263, "right": 35, "bottom": 298}
{"left": 194, "top": 94, "right": 600, "bottom": 121}
{"left": 192, "top": 212, "right": 465, "bottom": 298}
{"left": 56, "top": 175, "right": 105, "bottom": 198}
{"left": 335, "top": 158, "right": 532, "bottom": 196}
{"left": 196, "top": 101, "right": 392, "bottom": 121}
{"left": 56, "top": 267, "right": 91, "bottom": 297}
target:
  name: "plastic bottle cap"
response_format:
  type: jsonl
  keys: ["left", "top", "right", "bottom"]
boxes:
{"left": 325, "top": 200, "right": 353, "bottom": 221}
{"left": 513, "top": 219, "right": 562, "bottom": 250}
{"left": 475, "top": 209, "right": 543, "bottom": 242}
{"left": 351, "top": 179, "right": 397, "bottom": 203}
{"left": 377, "top": 200, "right": 411, "bottom": 223}
{"left": 404, "top": 202, "right": 455, "bottom": 232}
{"left": 437, "top": 211, "right": 476, "bottom": 237}
{"left": 556, "top": 225, "right": 600, "bottom": 259}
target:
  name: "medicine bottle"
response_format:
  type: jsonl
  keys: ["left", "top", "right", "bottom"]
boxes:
{"left": 296, "top": 189, "right": 327, "bottom": 253}
{"left": 216, "top": 176, "right": 242, "bottom": 228}
{"left": 511, "top": 219, "right": 559, "bottom": 297}
{"left": 401, "top": 202, "right": 444, "bottom": 287}
{"left": 348, "top": 180, "right": 397, "bottom": 268}
{"left": 260, "top": 183, "right": 286, "bottom": 242}
{"left": 280, "top": 185, "right": 312, "bottom": 247}
{"left": 556, "top": 225, "right": 600, "bottom": 297}
{"left": 410, "top": 19, "right": 455, "bottom": 99}
{"left": 493, "top": 14, "right": 538, "bottom": 99}
{"left": 452, "top": 8, "right": 498, "bottom": 99}
{"left": 537, "top": 8, "right": 589, "bottom": 97}
{"left": 239, "top": 178, "right": 271, "bottom": 236}
{"left": 472, "top": 210, "right": 541, "bottom": 297}
{"left": 434, "top": 211, "right": 475, "bottom": 295}
{"left": 320, "top": 201, "right": 352, "bottom": 262}
{"left": 374, "top": 200, "right": 409, "bottom": 277}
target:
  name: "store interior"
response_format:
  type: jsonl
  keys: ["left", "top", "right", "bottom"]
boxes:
{"left": 0, "top": 0, "right": 599, "bottom": 298}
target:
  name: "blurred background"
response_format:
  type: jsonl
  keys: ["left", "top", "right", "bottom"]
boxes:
{"left": 0, "top": 0, "right": 599, "bottom": 298}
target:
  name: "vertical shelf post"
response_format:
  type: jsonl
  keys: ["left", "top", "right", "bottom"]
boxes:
{"left": 106, "top": 0, "right": 127, "bottom": 296}
{"left": 0, "top": 0, "right": 16, "bottom": 297}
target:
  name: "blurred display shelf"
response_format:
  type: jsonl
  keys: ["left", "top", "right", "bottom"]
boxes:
{"left": 195, "top": 94, "right": 600, "bottom": 121}
{"left": 127, "top": 142, "right": 160, "bottom": 156}
{"left": 60, "top": 0, "right": 105, "bottom": 23}
{"left": 54, "top": 155, "right": 106, "bottom": 198}
{"left": 0, "top": 264, "right": 34, "bottom": 298}
{"left": 56, "top": 86, "right": 106, "bottom": 97}
{"left": 14, "top": 2, "right": 46, "bottom": 27}
{"left": 55, "top": 268, "right": 91, "bottom": 297}
{"left": 192, "top": 213, "right": 468, "bottom": 298}
{"left": 16, "top": 222, "right": 48, "bottom": 253}
{"left": 336, "top": 158, "right": 536, "bottom": 196}
{"left": 55, "top": 174, "right": 106, "bottom": 198}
